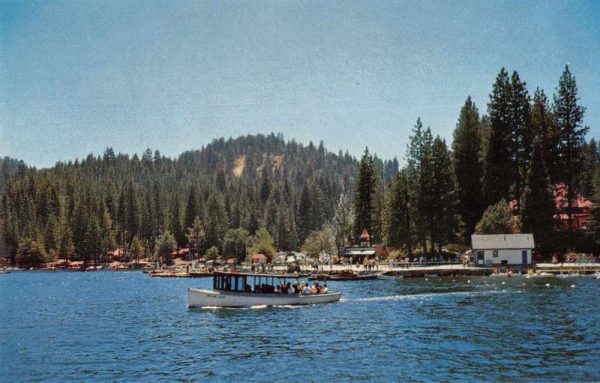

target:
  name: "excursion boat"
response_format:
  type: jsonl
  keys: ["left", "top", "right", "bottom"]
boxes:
{"left": 188, "top": 271, "right": 342, "bottom": 308}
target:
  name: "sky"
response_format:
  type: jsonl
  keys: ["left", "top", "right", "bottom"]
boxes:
{"left": 1, "top": 0, "right": 599, "bottom": 168}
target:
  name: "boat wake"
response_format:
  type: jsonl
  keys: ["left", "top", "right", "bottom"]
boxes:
{"left": 198, "top": 304, "right": 308, "bottom": 310}
{"left": 341, "top": 289, "right": 507, "bottom": 303}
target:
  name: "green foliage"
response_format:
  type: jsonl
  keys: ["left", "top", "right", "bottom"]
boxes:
{"left": 205, "top": 246, "right": 219, "bottom": 261}
{"left": 587, "top": 169, "right": 600, "bottom": 244}
{"left": 475, "top": 199, "right": 513, "bottom": 235}
{"left": 520, "top": 139, "right": 556, "bottom": 253}
{"left": 383, "top": 172, "right": 411, "bottom": 251}
{"left": 248, "top": 227, "right": 276, "bottom": 262}
{"left": 16, "top": 238, "right": 47, "bottom": 268}
{"left": 554, "top": 65, "right": 589, "bottom": 230}
{"left": 531, "top": 88, "right": 560, "bottom": 184}
{"left": 453, "top": 96, "right": 484, "bottom": 239}
{"left": 222, "top": 227, "right": 249, "bottom": 262}
{"left": 332, "top": 192, "right": 353, "bottom": 248}
{"left": 155, "top": 230, "right": 176, "bottom": 266}
{"left": 483, "top": 68, "right": 512, "bottom": 206}
{"left": 204, "top": 193, "right": 228, "bottom": 250}
{"left": 353, "top": 148, "right": 379, "bottom": 241}
{"left": 130, "top": 236, "right": 145, "bottom": 261}
{"left": 301, "top": 227, "right": 336, "bottom": 259}
{"left": 405, "top": 119, "right": 455, "bottom": 254}
{"left": 186, "top": 216, "right": 205, "bottom": 258}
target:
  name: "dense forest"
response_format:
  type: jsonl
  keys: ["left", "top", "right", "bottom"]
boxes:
{"left": 1, "top": 65, "right": 599, "bottom": 267}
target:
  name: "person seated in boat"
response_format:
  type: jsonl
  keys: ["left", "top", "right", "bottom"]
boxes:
{"left": 285, "top": 282, "right": 291, "bottom": 294}
{"left": 302, "top": 282, "right": 311, "bottom": 295}
{"left": 321, "top": 283, "right": 328, "bottom": 294}
{"left": 291, "top": 282, "right": 300, "bottom": 294}
{"left": 254, "top": 284, "right": 260, "bottom": 293}
{"left": 310, "top": 282, "right": 319, "bottom": 294}
{"left": 244, "top": 283, "right": 252, "bottom": 293}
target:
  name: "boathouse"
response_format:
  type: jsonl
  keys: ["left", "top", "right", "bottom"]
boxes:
{"left": 471, "top": 234, "right": 535, "bottom": 266}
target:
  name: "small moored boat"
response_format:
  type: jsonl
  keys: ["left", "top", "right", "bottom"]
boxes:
{"left": 188, "top": 271, "right": 341, "bottom": 308}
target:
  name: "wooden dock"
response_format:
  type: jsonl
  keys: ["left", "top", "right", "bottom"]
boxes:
{"left": 380, "top": 265, "right": 493, "bottom": 279}
{"left": 535, "top": 263, "right": 600, "bottom": 275}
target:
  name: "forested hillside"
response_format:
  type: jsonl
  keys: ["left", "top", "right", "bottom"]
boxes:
{"left": 1, "top": 134, "right": 394, "bottom": 264}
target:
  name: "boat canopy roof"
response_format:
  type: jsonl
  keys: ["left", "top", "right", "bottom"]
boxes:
{"left": 214, "top": 271, "right": 301, "bottom": 279}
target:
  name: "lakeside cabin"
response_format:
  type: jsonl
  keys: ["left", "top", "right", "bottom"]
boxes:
{"left": 471, "top": 234, "right": 535, "bottom": 267}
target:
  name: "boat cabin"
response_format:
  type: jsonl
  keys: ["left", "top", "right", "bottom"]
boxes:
{"left": 213, "top": 272, "right": 300, "bottom": 293}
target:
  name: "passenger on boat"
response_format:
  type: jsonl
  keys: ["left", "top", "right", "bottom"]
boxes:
{"left": 285, "top": 282, "right": 291, "bottom": 294}
{"left": 321, "top": 283, "right": 329, "bottom": 294}
{"left": 302, "top": 282, "right": 311, "bottom": 295}
{"left": 244, "top": 284, "right": 252, "bottom": 293}
{"left": 291, "top": 282, "right": 300, "bottom": 294}
{"left": 310, "top": 282, "right": 320, "bottom": 294}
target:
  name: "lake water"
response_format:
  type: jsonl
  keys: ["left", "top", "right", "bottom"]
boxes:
{"left": 1, "top": 271, "right": 599, "bottom": 382}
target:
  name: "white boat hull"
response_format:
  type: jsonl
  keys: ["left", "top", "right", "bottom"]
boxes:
{"left": 187, "top": 288, "right": 342, "bottom": 308}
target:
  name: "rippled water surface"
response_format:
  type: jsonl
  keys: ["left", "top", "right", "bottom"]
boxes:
{"left": 1, "top": 271, "right": 599, "bottom": 382}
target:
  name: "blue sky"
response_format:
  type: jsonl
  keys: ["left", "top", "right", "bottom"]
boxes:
{"left": 1, "top": 0, "right": 599, "bottom": 168}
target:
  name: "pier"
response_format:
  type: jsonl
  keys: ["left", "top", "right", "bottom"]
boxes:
{"left": 535, "top": 263, "right": 600, "bottom": 275}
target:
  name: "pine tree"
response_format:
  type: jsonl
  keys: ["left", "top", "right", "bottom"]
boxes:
{"left": 452, "top": 96, "right": 484, "bottom": 240}
{"left": 169, "top": 196, "right": 185, "bottom": 247}
{"left": 483, "top": 68, "right": 512, "bottom": 205}
{"left": 431, "top": 136, "right": 454, "bottom": 252}
{"left": 531, "top": 88, "right": 560, "bottom": 184}
{"left": 508, "top": 71, "right": 533, "bottom": 211}
{"left": 186, "top": 216, "right": 205, "bottom": 259}
{"left": 204, "top": 193, "right": 227, "bottom": 250}
{"left": 383, "top": 171, "right": 412, "bottom": 252}
{"left": 298, "top": 182, "right": 312, "bottom": 240}
{"left": 587, "top": 169, "right": 600, "bottom": 243}
{"left": 184, "top": 184, "right": 200, "bottom": 232}
{"left": 332, "top": 192, "right": 353, "bottom": 249}
{"left": 353, "top": 148, "right": 377, "bottom": 240}
{"left": 406, "top": 119, "right": 427, "bottom": 251}
{"left": 520, "top": 139, "right": 556, "bottom": 252}
{"left": 554, "top": 65, "right": 588, "bottom": 230}
{"left": 155, "top": 230, "right": 176, "bottom": 266}
{"left": 223, "top": 227, "right": 249, "bottom": 262}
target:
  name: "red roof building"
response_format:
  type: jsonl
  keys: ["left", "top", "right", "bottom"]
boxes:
{"left": 509, "top": 183, "right": 592, "bottom": 231}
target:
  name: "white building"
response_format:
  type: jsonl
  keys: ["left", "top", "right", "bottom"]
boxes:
{"left": 471, "top": 234, "right": 535, "bottom": 266}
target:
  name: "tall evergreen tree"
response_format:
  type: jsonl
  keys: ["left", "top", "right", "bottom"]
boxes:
{"left": 520, "top": 139, "right": 556, "bottom": 252}
{"left": 483, "top": 68, "right": 512, "bottom": 205}
{"left": 204, "top": 193, "right": 228, "bottom": 250}
{"left": 353, "top": 148, "right": 377, "bottom": 241}
{"left": 508, "top": 71, "right": 533, "bottom": 211}
{"left": 452, "top": 96, "right": 484, "bottom": 240}
{"left": 383, "top": 171, "right": 412, "bottom": 252}
{"left": 297, "top": 182, "right": 312, "bottom": 241}
{"left": 431, "top": 136, "right": 454, "bottom": 252}
{"left": 169, "top": 196, "right": 185, "bottom": 247}
{"left": 531, "top": 88, "right": 560, "bottom": 183}
{"left": 184, "top": 184, "right": 201, "bottom": 232}
{"left": 554, "top": 65, "right": 588, "bottom": 230}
